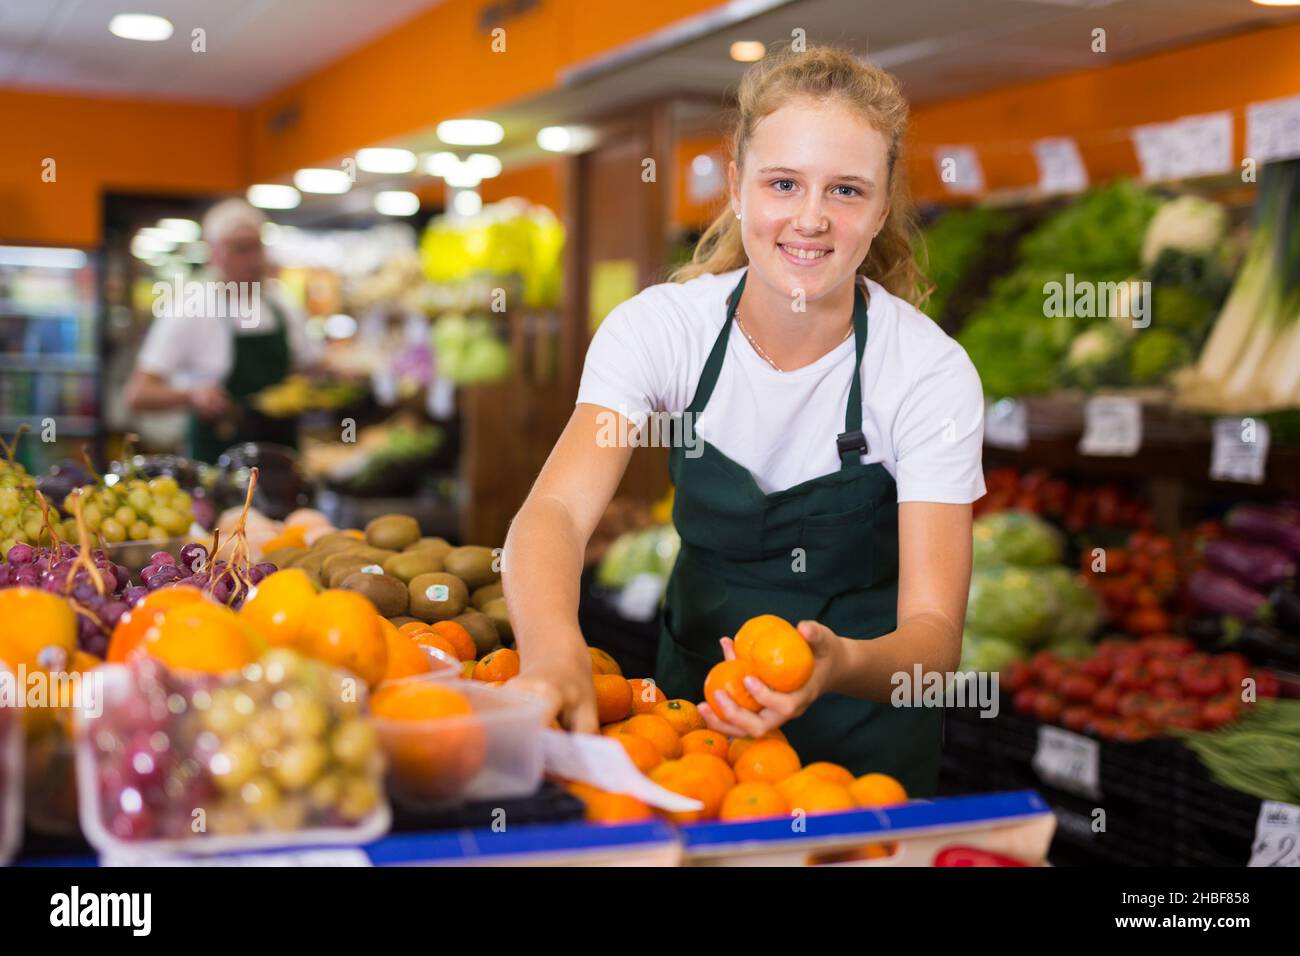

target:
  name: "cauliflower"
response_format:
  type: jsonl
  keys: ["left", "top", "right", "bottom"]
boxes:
{"left": 1141, "top": 195, "right": 1227, "bottom": 267}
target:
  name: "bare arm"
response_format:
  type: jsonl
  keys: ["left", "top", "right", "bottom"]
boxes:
{"left": 124, "top": 369, "right": 231, "bottom": 419}
{"left": 702, "top": 500, "right": 973, "bottom": 735}
{"left": 503, "top": 403, "right": 635, "bottom": 731}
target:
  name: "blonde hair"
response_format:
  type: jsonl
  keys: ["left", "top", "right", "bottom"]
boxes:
{"left": 672, "top": 44, "right": 930, "bottom": 307}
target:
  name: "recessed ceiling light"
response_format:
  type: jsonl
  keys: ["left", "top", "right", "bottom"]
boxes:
{"left": 436, "top": 119, "right": 504, "bottom": 146}
{"left": 158, "top": 218, "right": 201, "bottom": 243}
{"left": 537, "top": 126, "right": 572, "bottom": 152}
{"left": 1251, "top": 0, "right": 1300, "bottom": 5}
{"left": 356, "top": 148, "right": 418, "bottom": 174}
{"left": 452, "top": 190, "right": 483, "bottom": 217}
{"left": 374, "top": 191, "right": 421, "bottom": 216}
{"left": 730, "top": 40, "right": 765, "bottom": 62}
{"left": 443, "top": 165, "right": 482, "bottom": 189}
{"left": 247, "top": 184, "right": 301, "bottom": 209}
{"left": 0, "top": 246, "right": 87, "bottom": 269}
{"left": 423, "top": 152, "right": 460, "bottom": 177}
{"left": 109, "top": 14, "right": 174, "bottom": 42}
{"left": 293, "top": 168, "right": 351, "bottom": 194}
{"left": 465, "top": 154, "right": 502, "bottom": 179}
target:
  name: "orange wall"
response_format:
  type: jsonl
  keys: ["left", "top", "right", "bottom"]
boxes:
{"left": 0, "top": 89, "right": 245, "bottom": 247}
{"left": 481, "top": 160, "right": 563, "bottom": 211}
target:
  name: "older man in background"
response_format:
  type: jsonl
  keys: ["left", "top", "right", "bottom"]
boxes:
{"left": 124, "top": 199, "right": 318, "bottom": 463}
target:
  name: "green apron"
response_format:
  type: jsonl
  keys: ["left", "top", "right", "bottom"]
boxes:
{"left": 654, "top": 269, "right": 942, "bottom": 796}
{"left": 189, "top": 301, "right": 299, "bottom": 464}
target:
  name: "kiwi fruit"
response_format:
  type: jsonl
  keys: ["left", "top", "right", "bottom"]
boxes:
{"left": 365, "top": 514, "right": 421, "bottom": 552}
{"left": 322, "top": 546, "right": 392, "bottom": 576}
{"left": 443, "top": 546, "right": 499, "bottom": 590}
{"left": 481, "top": 598, "right": 513, "bottom": 646}
{"left": 341, "top": 571, "right": 409, "bottom": 617}
{"left": 408, "top": 572, "right": 468, "bottom": 623}
{"left": 383, "top": 550, "right": 444, "bottom": 584}
{"left": 471, "top": 582, "right": 504, "bottom": 610}
{"left": 263, "top": 546, "right": 307, "bottom": 568}
{"left": 326, "top": 556, "right": 378, "bottom": 589}
{"left": 453, "top": 611, "right": 500, "bottom": 657}
{"left": 293, "top": 551, "right": 330, "bottom": 587}
{"left": 404, "top": 536, "right": 453, "bottom": 560}
{"left": 311, "top": 533, "right": 364, "bottom": 555}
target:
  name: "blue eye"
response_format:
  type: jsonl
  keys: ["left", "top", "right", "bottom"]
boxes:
{"left": 833, "top": 185, "right": 861, "bottom": 197}
{"left": 772, "top": 179, "right": 796, "bottom": 192}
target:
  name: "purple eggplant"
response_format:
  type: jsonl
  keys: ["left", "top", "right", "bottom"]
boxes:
{"left": 1204, "top": 537, "right": 1296, "bottom": 588}
{"left": 1224, "top": 505, "right": 1300, "bottom": 557}
{"left": 1187, "top": 568, "right": 1272, "bottom": 622}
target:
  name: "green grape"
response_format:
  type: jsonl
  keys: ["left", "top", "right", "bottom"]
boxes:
{"left": 128, "top": 520, "right": 150, "bottom": 541}
{"left": 148, "top": 476, "right": 179, "bottom": 498}
{"left": 81, "top": 502, "right": 102, "bottom": 531}
{"left": 114, "top": 506, "right": 135, "bottom": 526}
{"left": 60, "top": 520, "right": 77, "bottom": 540}
{"left": 147, "top": 525, "right": 167, "bottom": 543}
{"left": 0, "top": 488, "right": 21, "bottom": 512}
{"left": 172, "top": 491, "right": 193, "bottom": 513}
{"left": 152, "top": 507, "right": 188, "bottom": 535}
{"left": 22, "top": 518, "right": 41, "bottom": 539}
{"left": 0, "top": 517, "right": 15, "bottom": 535}
{"left": 126, "top": 479, "right": 147, "bottom": 494}
{"left": 127, "top": 488, "right": 152, "bottom": 513}
{"left": 100, "top": 518, "right": 126, "bottom": 543}
{"left": 0, "top": 537, "right": 14, "bottom": 555}
{"left": 95, "top": 490, "right": 117, "bottom": 512}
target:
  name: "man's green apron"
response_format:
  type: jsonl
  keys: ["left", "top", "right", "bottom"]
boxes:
{"left": 189, "top": 301, "right": 299, "bottom": 464}
{"left": 655, "top": 269, "right": 942, "bottom": 796}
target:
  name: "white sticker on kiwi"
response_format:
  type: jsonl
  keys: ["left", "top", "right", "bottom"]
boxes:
{"left": 361, "top": 565, "right": 384, "bottom": 574}
{"left": 426, "top": 584, "right": 450, "bottom": 602}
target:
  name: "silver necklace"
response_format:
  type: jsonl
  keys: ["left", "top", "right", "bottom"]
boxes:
{"left": 735, "top": 309, "right": 853, "bottom": 373}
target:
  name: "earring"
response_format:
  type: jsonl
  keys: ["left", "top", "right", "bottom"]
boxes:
{"left": 735, "top": 211, "right": 742, "bottom": 220}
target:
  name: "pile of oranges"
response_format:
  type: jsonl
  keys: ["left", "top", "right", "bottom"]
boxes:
{"left": 569, "top": 616, "right": 908, "bottom": 826}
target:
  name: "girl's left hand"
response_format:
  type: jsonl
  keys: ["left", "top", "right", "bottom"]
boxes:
{"left": 698, "top": 620, "right": 844, "bottom": 739}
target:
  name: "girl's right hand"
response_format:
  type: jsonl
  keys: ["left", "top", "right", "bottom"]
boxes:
{"left": 512, "top": 642, "right": 599, "bottom": 734}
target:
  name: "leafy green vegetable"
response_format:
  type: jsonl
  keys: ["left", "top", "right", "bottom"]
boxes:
{"left": 1141, "top": 194, "right": 1228, "bottom": 267}
{"left": 1062, "top": 321, "right": 1130, "bottom": 390}
{"left": 972, "top": 510, "right": 1064, "bottom": 568}
{"left": 966, "top": 567, "right": 1059, "bottom": 647}
{"left": 919, "top": 207, "right": 1015, "bottom": 321}
{"left": 1129, "top": 328, "right": 1193, "bottom": 385}
{"left": 1039, "top": 567, "right": 1103, "bottom": 645}
{"left": 959, "top": 633, "right": 1024, "bottom": 673}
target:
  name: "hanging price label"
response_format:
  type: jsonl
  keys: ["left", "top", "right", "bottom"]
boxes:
{"left": 1032, "top": 725, "right": 1100, "bottom": 800}
{"left": 1247, "top": 93, "right": 1300, "bottom": 164}
{"left": 615, "top": 573, "right": 665, "bottom": 623}
{"left": 1210, "top": 417, "right": 1270, "bottom": 484}
{"left": 935, "top": 146, "right": 985, "bottom": 194}
{"left": 1032, "top": 137, "right": 1088, "bottom": 194}
{"left": 1248, "top": 801, "right": 1300, "bottom": 868}
{"left": 1079, "top": 396, "right": 1142, "bottom": 457}
{"left": 1132, "top": 111, "right": 1233, "bottom": 182}
{"left": 984, "top": 398, "right": 1029, "bottom": 450}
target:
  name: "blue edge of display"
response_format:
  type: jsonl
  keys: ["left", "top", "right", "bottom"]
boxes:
{"left": 22, "top": 790, "right": 1049, "bottom": 866}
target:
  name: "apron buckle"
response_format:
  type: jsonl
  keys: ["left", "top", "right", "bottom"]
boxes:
{"left": 836, "top": 429, "right": 869, "bottom": 457}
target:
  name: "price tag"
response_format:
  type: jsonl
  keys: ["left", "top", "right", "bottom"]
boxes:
{"left": 615, "top": 573, "right": 665, "bottom": 623}
{"left": 1246, "top": 93, "right": 1300, "bottom": 164}
{"left": 1079, "top": 396, "right": 1142, "bottom": 457}
{"left": 935, "top": 146, "right": 985, "bottom": 194}
{"left": 426, "top": 376, "right": 456, "bottom": 420}
{"left": 984, "top": 398, "right": 1029, "bottom": 450}
{"left": 1132, "top": 111, "right": 1233, "bottom": 182}
{"left": 1032, "top": 725, "right": 1100, "bottom": 800}
{"left": 1248, "top": 801, "right": 1300, "bottom": 867}
{"left": 1032, "top": 137, "right": 1088, "bottom": 194}
{"left": 1210, "top": 417, "right": 1270, "bottom": 484}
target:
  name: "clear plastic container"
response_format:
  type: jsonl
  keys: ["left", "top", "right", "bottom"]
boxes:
{"left": 0, "top": 667, "right": 22, "bottom": 865}
{"left": 373, "top": 676, "right": 545, "bottom": 810}
{"left": 75, "top": 657, "right": 390, "bottom": 859}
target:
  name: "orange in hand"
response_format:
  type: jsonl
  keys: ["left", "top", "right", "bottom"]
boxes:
{"left": 732, "top": 614, "right": 791, "bottom": 661}
{"left": 704, "top": 660, "right": 760, "bottom": 714}
{"left": 593, "top": 673, "right": 633, "bottom": 723}
{"left": 653, "top": 698, "right": 704, "bottom": 735}
{"left": 748, "top": 621, "right": 813, "bottom": 693}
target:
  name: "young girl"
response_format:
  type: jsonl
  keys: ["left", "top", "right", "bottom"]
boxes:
{"left": 505, "top": 45, "right": 985, "bottom": 795}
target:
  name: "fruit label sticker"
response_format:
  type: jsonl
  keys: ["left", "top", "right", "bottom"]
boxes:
{"left": 984, "top": 398, "right": 1029, "bottom": 450}
{"left": 1248, "top": 801, "right": 1300, "bottom": 868}
{"left": 1079, "top": 396, "right": 1142, "bottom": 457}
{"left": 1246, "top": 93, "right": 1300, "bottom": 165}
{"left": 426, "top": 584, "right": 450, "bottom": 602}
{"left": 1032, "top": 725, "right": 1100, "bottom": 800}
{"left": 1210, "top": 417, "right": 1270, "bottom": 485}
{"left": 361, "top": 564, "right": 384, "bottom": 574}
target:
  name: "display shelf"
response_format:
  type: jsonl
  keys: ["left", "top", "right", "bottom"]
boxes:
{"left": 0, "top": 415, "right": 96, "bottom": 435}
{"left": 0, "top": 355, "right": 96, "bottom": 372}
{"left": 984, "top": 393, "right": 1300, "bottom": 498}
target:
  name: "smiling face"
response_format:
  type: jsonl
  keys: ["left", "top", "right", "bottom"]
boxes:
{"left": 730, "top": 96, "right": 891, "bottom": 306}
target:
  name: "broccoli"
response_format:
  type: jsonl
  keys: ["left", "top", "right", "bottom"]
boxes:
{"left": 1129, "top": 328, "right": 1193, "bottom": 385}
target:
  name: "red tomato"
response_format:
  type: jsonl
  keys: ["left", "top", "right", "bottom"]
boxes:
{"left": 1013, "top": 689, "right": 1039, "bottom": 716}
{"left": 1147, "top": 657, "right": 1180, "bottom": 682}
{"left": 1178, "top": 655, "right": 1225, "bottom": 698}
{"left": 1113, "top": 718, "right": 1158, "bottom": 743}
{"left": 1061, "top": 706, "right": 1093, "bottom": 733}
{"left": 1117, "top": 691, "right": 1155, "bottom": 720}
{"left": 1151, "top": 680, "right": 1183, "bottom": 701}
{"left": 1199, "top": 695, "right": 1241, "bottom": 730}
{"left": 1215, "top": 653, "right": 1250, "bottom": 689}
{"left": 1093, "top": 685, "right": 1121, "bottom": 715}
{"left": 1256, "top": 671, "right": 1281, "bottom": 699}
{"left": 1034, "top": 692, "right": 1065, "bottom": 725}
{"left": 1165, "top": 703, "right": 1202, "bottom": 732}
{"left": 1060, "top": 674, "right": 1100, "bottom": 704}
{"left": 1114, "top": 663, "right": 1154, "bottom": 692}
{"left": 1002, "top": 660, "right": 1033, "bottom": 694}
{"left": 1081, "top": 656, "right": 1114, "bottom": 683}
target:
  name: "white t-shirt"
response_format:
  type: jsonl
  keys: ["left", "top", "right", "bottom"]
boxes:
{"left": 135, "top": 279, "right": 316, "bottom": 389}
{"left": 577, "top": 268, "right": 986, "bottom": 503}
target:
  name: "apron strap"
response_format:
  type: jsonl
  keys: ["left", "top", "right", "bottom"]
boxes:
{"left": 837, "top": 278, "right": 871, "bottom": 467}
{"left": 686, "top": 269, "right": 746, "bottom": 416}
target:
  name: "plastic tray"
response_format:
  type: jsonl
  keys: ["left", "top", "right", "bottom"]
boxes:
{"left": 75, "top": 662, "right": 390, "bottom": 860}
{"left": 373, "top": 677, "right": 545, "bottom": 811}
{"left": 0, "top": 668, "right": 21, "bottom": 865}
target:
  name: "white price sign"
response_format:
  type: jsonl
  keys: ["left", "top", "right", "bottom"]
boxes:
{"left": 984, "top": 398, "right": 1029, "bottom": 450}
{"left": 1248, "top": 801, "right": 1300, "bottom": 867}
{"left": 1033, "top": 137, "right": 1088, "bottom": 194}
{"left": 1210, "top": 417, "right": 1270, "bottom": 485}
{"left": 1132, "top": 111, "right": 1233, "bottom": 182}
{"left": 1079, "top": 396, "right": 1142, "bottom": 457}
{"left": 1247, "top": 94, "right": 1300, "bottom": 164}
{"left": 615, "top": 573, "right": 665, "bottom": 623}
{"left": 1032, "top": 725, "right": 1100, "bottom": 800}
{"left": 935, "top": 145, "right": 985, "bottom": 194}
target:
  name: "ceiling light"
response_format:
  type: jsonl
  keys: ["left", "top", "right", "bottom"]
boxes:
{"left": 443, "top": 165, "right": 482, "bottom": 189}
{"left": 294, "top": 168, "right": 351, "bottom": 194}
{"left": 374, "top": 191, "right": 421, "bottom": 216}
{"left": 135, "top": 228, "right": 176, "bottom": 251}
{"left": 0, "top": 246, "right": 88, "bottom": 269}
{"left": 436, "top": 119, "right": 503, "bottom": 146}
{"left": 423, "top": 152, "right": 460, "bottom": 177}
{"left": 537, "top": 126, "right": 572, "bottom": 152}
{"left": 356, "top": 148, "right": 418, "bottom": 174}
{"left": 692, "top": 155, "right": 715, "bottom": 176}
{"left": 109, "top": 13, "right": 173, "bottom": 41}
{"left": 465, "top": 154, "right": 502, "bottom": 179}
{"left": 452, "top": 190, "right": 482, "bottom": 217}
{"left": 730, "top": 41, "right": 765, "bottom": 62}
{"left": 261, "top": 223, "right": 282, "bottom": 245}
{"left": 130, "top": 235, "right": 170, "bottom": 259}
{"left": 158, "top": 218, "right": 201, "bottom": 243}
{"left": 1250, "top": 1, "right": 1300, "bottom": 6}
{"left": 182, "top": 242, "right": 209, "bottom": 264}
{"left": 247, "top": 184, "right": 301, "bottom": 209}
